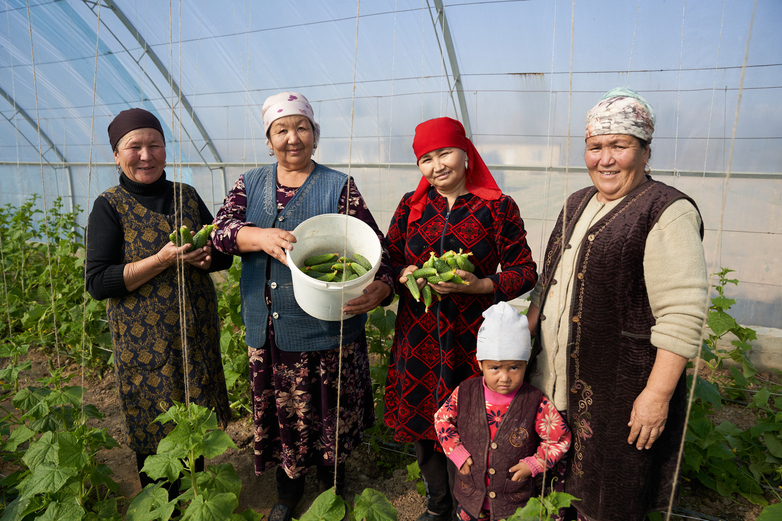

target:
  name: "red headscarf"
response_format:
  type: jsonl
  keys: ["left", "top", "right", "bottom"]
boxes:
{"left": 409, "top": 117, "right": 501, "bottom": 223}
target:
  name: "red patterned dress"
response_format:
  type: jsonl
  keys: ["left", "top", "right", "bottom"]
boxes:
{"left": 383, "top": 187, "right": 537, "bottom": 442}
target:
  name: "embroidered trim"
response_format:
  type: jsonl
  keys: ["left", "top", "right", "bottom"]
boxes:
{"left": 569, "top": 182, "right": 656, "bottom": 476}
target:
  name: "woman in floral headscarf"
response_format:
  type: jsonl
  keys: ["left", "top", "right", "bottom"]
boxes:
{"left": 212, "top": 92, "right": 393, "bottom": 521}
{"left": 527, "top": 88, "right": 709, "bottom": 521}
{"left": 383, "top": 117, "right": 538, "bottom": 521}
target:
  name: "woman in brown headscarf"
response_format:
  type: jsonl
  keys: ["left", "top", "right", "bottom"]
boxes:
{"left": 86, "top": 108, "right": 232, "bottom": 496}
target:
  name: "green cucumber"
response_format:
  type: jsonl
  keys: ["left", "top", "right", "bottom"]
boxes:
{"left": 354, "top": 253, "right": 373, "bottom": 271}
{"left": 304, "top": 253, "right": 338, "bottom": 266}
{"left": 180, "top": 225, "right": 193, "bottom": 246}
{"left": 412, "top": 267, "right": 437, "bottom": 279}
{"left": 405, "top": 275, "right": 421, "bottom": 302}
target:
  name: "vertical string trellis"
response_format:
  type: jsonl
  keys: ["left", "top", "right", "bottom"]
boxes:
{"left": 334, "top": 0, "right": 363, "bottom": 493}
{"left": 666, "top": 1, "right": 758, "bottom": 520}
{"left": 80, "top": 0, "right": 103, "bottom": 420}
{"left": 24, "top": 0, "right": 62, "bottom": 373}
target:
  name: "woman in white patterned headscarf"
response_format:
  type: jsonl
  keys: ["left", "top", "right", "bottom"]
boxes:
{"left": 526, "top": 87, "right": 709, "bottom": 521}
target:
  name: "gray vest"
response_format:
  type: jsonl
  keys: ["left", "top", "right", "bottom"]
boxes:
{"left": 240, "top": 163, "right": 367, "bottom": 351}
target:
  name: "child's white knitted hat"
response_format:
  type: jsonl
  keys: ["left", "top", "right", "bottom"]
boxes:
{"left": 475, "top": 302, "right": 531, "bottom": 362}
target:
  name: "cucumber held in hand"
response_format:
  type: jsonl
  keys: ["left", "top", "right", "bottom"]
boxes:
{"left": 180, "top": 225, "right": 193, "bottom": 246}
{"left": 169, "top": 231, "right": 180, "bottom": 246}
{"left": 192, "top": 224, "right": 215, "bottom": 249}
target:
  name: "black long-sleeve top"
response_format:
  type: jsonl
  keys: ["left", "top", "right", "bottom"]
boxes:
{"left": 85, "top": 172, "right": 233, "bottom": 300}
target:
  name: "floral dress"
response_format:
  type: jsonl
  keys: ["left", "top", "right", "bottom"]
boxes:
{"left": 212, "top": 173, "right": 393, "bottom": 478}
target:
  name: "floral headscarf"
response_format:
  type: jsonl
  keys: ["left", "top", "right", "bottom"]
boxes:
{"left": 262, "top": 91, "right": 320, "bottom": 146}
{"left": 585, "top": 87, "right": 655, "bottom": 142}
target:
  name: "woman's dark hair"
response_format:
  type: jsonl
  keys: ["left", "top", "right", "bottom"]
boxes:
{"left": 637, "top": 138, "right": 652, "bottom": 161}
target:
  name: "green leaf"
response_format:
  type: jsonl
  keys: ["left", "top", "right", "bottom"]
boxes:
{"left": 758, "top": 503, "right": 782, "bottom": 521}
{"left": 142, "top": 452, "right": 184, "bottom": 483}
{"left": 0, "top": 497, "right": 35, "bottom": 521}
{"left": 706, "top": 443, "right": 735, "bottom": 460}
{"left": 23, "top": 431, "right": 58, "bottom": 468}
{"left": 21, "top": 462, "right": 78, "bottom": 498}
{"left": 126, "top": 483, "right": 177, "bottom": 521}
{"left": 708, "top": 309, "right": 736, "bottom": 337}
{"left": 753, "top": 387, "right": 771, "bottom": 409}
{"left": 405, "top": 461, "right": 421, "bottom": 481}
{"left": 369, "top": 307, "right": 396, "bottom": 340}
{"left": 37, "top": 495, "right": 85, "bottom": 521}
{"left": 180, "top": 491, "right": 238, "bottom": 521}
{"left": 299, "top": 489, "right": 347, "bottom": 521}
{"left": 199, "top": 464, "right": 243, "bottom": 497}
{"left": 353, "top": 488, "right": 397, "bottom": 521}
{"left": 711, "top": 296, "right": 735, "bottom": 310}
{"left": 764, "top": 432, "right": 782, "bottom": 458}
{"left": 56, "top": 431, "right": 89, "bottom": 470}
{"left": 90, "top": 464, "right": 120, "bottom": 494}
{"left": 693, "top": 376, "right": 722, "bottom": 409}
{"left": 202, "top": 429, "right": 237, "bottom": 458}
{"left": 3, "top": 424, "right": 35, "bottom": 451}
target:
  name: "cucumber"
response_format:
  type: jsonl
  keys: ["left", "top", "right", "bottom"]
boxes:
{"left": 450, "top": 273, "right": 468, "bottom": 285}
{"left": 446, "top": 256, "right": 459, "bottom": 270}
{"left": 353, "top": 253, "right": 373, "bottom": 271}
{"left": 192, "top": 224, "right": 215, "bottom": 249}
{"left": 423, "top": 252, "right": 436, "bottom": 269}
{"left": 433, "top": 258, "right": 451, "bottom": 273}
{"left": 169, "top": 231, "right": 180, "bottom": 246}
{"left": 350, "top": 262, "right": 368, "bottom": 277}
{"left": 456, "top": 253, "right": 475, "bottom": 273}
{"left": 412, "top": 267, "right": 437, "bottom": 279}
{"left": 405, "top": 275, "right": 421, "bottom": 302}
{"left": 180, "top": 225, "right": 193, "bottom": 246}
{"left": 317, "top": 271, "right": 337, "bottom": 282}
{"left": 422, "top": 284, "right": 433, "bottom": 311}
{"left": 304, "top": 253, "right": 338, "bottom": 266}
{"left": 427, "top": 275, "right": 444, "bottom": 284}
{"left": 439, "top": 270, "right": 456, "bottom": 282}
{"left": 308, "top": 262, "right": 338, "bottom": 273}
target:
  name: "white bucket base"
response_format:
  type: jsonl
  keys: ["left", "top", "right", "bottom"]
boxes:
{"left": 286, "top": 213, "right": 382, "bottom": 321}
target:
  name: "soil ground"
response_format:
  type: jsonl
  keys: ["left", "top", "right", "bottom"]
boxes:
{"left": 1, "top": 350, "right": 776, "bottom": 520}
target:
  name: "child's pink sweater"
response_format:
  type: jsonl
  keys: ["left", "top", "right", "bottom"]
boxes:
{"left": 435, "top": 379, "right": 571, "bottom": 510}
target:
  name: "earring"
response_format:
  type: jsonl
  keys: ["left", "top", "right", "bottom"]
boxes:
{"left": 313, "top": 143, "right": 318, "bottom": 150}
{"left": 644, "top": 163, "right": 651, "bottom": 174}
{"left": 268, "top": 149, "right": 274, "bottom": 156}
{"left": 116, "top": 165, "right": 123, "bottom": 175}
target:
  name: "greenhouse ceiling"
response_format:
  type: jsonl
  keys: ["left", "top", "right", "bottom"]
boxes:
{"left": 1, "top": 0, "right": 780, "bottom": 327}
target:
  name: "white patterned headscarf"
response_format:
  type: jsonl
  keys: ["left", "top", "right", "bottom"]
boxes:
{"left": 262, "top": 91, "right": 320, "bottom": 147}
{"left": 585, "top": 87, "right": 655, "bottom": 142}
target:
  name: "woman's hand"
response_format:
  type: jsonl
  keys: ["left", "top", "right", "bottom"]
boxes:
{"left": 459, "top": 456, "right": 473, "bottom": 475}
{"left": 181, "top": 241, "right": 213, "bottom": 270}
{"left": 627, "top": 387, "right": 670, "bottom": 450}
{"left": 399, "top": 265, "right": 426, "bottom": 289}
{"left": 236, "top": 226, "right": 296, "bottom": 265}
{"left": 343, "top": 280, "right": 392, "bottom": 315}
{"left": 509, "top": 461, "right": 532, "bottom": 482}
{"left": 430, "top": 270, "right": 494, "bottom": 295}
{"left": 526, "top": 304, "right": 540, "bottom": 338}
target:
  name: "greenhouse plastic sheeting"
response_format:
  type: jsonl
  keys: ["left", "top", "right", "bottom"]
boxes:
{"left": 0, "top": 0, "right": 780, "bottom": 327}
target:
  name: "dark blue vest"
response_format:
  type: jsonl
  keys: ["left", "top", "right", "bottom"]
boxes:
{"left": 240, "top": 163, "right": 367, "bottom": 351}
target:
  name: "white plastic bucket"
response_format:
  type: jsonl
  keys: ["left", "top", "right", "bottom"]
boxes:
{"left": 286, "top": 213, "right": 382, "bottom": 321}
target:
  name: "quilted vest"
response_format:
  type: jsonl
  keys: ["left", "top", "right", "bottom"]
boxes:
{"left": 453, "top": 377, "right": 541, "bottom": 521}
{"left": 240, "top": 163, "right": 367, "bottom": 351}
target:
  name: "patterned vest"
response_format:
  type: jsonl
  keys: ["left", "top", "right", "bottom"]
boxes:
{"left": 240, "top": 163, "right": 367, "bottom": 351}
{"left": 535, "top": 179, "right": 702, "bottom": 520}
{"left": 102, "top": 183, "right": 229, "bottom": 452}
{"left": 453, "top": 377, "right": 541, "bottom": 521}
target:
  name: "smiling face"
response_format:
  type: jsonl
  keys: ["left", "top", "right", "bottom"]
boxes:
{"left": 480, "top": 359, "right": 527, "bottom": 395}
{"left": 113, "top": 128, "right": 166, "bottom": 184}
{"left": 268, "top": 115, "right": 315, "bottom": 171}
{"left": 417, "top": 147, "right": 469, "bottom": 197}
{"left": 584, "top": 134, "right": 650, "bottom": 203}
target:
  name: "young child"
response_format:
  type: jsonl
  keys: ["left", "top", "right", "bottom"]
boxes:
{"left": 434, "top": 302, "right": 571, "bottom": 521}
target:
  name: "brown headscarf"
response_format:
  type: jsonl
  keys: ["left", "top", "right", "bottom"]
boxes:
{"left": 108, "top": 108, "right": 165, "bottom": 151}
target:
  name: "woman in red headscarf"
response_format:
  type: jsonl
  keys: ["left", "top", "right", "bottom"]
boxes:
{"left": 383, "top": 117, "right": 538, "bottom": 521}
